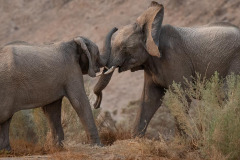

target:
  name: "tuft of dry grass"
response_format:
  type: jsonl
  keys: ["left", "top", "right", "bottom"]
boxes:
{"left": 96, "top": 111, "right": 132, "bottom": 146}
{"left": 0, "top": 139, "right": 63, "bottom": 158}
{"left": 99, "top": 125, "right": 131, "bottom": 146}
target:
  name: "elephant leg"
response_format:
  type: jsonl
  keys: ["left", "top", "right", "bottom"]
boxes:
{"left": 65, "top": 77, "right": 101, "bottom": 146}
{"left": 0, "top": 117, "right": 12, "bottom": 151}
{"left": 42, "top": 98, "right": 64, "bottom": 148}
{"left": 132, "top": 71, "right": 165, "bottom": 137}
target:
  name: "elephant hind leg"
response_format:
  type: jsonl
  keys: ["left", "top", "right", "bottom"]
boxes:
{"left": 42, "top": 98, "right": 64, "bottom": 148}
{"left": 0, "top": 117, "right": 12, "bottom": 151}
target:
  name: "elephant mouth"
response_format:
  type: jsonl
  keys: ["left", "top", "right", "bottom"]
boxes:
{"left": 118, "top": 66, "right": 128, "bottom": 73}
{"left": 98, "top": 59, "right": 130, "bottom": 75}
{"left": 118, "top": 60, "right": 136, "bottom": 73}
{"left": 118, "top": 67, "right": 123, "bottom": 73}
{"left": 97, "top": 65, "right": 124, "bottom": 75}
{"left": 117, "top": 58, "right": 130, "bottom": 73}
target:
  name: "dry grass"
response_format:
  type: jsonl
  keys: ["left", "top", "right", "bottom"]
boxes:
{"left": 49, "top": 138, "right": 191, "bottom": 160}
{"left": 0, "top": 138, "right": 63, "bottom": 158}
{"left": 51, "top": 151, "right": 90, "bottom": 160}
{"left": 97, "top": 111, "right": 132, "bottom": 146}
{"left": 99, "top": 125, "right": 131, "bottom": 146}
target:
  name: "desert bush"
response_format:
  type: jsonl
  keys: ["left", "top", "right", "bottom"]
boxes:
{"left": 7, "top": 108, "right": 50, "bottom": 156}
{"left": 10, "top": 108, "right": 48, "bottom": 145}
{"left": 164, "top": 72, "right": 240, "bottom": 159}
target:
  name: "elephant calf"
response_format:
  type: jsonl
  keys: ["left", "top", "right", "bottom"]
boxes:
{"left": 0, "top": 36, "right": 108, "bottom": 151}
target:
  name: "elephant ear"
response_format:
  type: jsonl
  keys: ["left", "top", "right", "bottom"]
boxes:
{"left": 137, "top": 1, "right": 164, "bottom": 57}
{"left": 74, "top": 37, "right": 96, "bottom": 77}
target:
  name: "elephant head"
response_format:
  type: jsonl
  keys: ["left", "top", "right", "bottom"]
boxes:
{"left": 93, "top": 1, "right": 164, "bottom": 108}
{"left": 74, "top": 28, "right": 118, "bottom": 78}
{"left": 74, "top": 37, "right": 101, "bottom": 77}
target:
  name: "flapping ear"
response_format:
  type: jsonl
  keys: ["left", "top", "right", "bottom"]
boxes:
{"left": 74, "top": 37, "right": 96, "bottom": 77}
{"left": 137, "top": 1, "right": 164, "bottom": 57}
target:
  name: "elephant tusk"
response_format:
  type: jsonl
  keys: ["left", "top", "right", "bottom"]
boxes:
{"left": 96, "top": 71, "right": 104, "bottom": 77}
{"left": 104, "top": 66, "right": 116, "bottom": 75}
{"left": 104, "top": 66, "right": 109, "bottom": 70}
{"left": 95, "top": 66, "right": 111, "bottom": 77}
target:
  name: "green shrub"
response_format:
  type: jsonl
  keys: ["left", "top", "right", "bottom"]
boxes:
{"left": 164, "top": 72, "right": 240, "bottom": 159}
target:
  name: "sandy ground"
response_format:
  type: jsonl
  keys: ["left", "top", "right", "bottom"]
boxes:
{"left": 0, "top": 139, "right": 192, "bottom": 160}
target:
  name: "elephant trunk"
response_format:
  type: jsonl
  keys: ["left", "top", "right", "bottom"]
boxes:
{"left": 93, "top": 27, "right": 118, "bottom": 109}
{"left": 99, "top": 27, "right": 118, "bottom": 66}
{"left": 93, "top": 71, "right": 114, "bottom": 109}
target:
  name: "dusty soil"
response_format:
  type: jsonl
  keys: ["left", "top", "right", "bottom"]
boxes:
{"left": 0, "top": 0, "right": 240, "bottom": 159}
{"left": 0, "top": 139, "right": 198, "bottom": 160}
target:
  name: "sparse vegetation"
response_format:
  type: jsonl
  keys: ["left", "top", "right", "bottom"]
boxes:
{"left": 164, "top": 72, "right": 240, "bottom": 160}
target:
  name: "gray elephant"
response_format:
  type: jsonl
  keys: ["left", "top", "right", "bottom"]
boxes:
{"left": 93, "top": 1, "right": 240, "bottom": 137}
{"left": 0, "top": 34, "right": 116, "bottom": 151}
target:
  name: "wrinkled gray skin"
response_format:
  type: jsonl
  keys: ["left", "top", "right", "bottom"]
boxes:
{"left": 94, "top": 2, "right": 240, "bottom": 137}
{"left": 0, "top": 36, "right": 112, "bottom": 151}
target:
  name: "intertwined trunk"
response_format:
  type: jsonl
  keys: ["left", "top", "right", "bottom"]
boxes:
{"left": 93, "top": 28, "right": 117, "bottom": 109}
{"left": 98, "top": 27, "right": 118, "bottom": 67}
{"left": 93, "top": 71, "right": 114, "bottom": 109}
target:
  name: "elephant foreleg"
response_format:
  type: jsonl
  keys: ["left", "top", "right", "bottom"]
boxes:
{"left": 65, "top": 76, "right": 101, "bottom": 146}
{"left": 42, "top": 98, "right": 64, "bottom": 148}
{"left": 132, "top": 71, "right": 164, "bottom": 137}
{"left": 0, "top": 117, "right": 12, "bottom": 151}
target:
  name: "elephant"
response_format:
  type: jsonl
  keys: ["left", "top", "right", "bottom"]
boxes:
{"left": 93, "top": 1, "right": 240, "bottom": 138}
{"left": 0, "top": 34, "right": 116, "bottom": 151}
